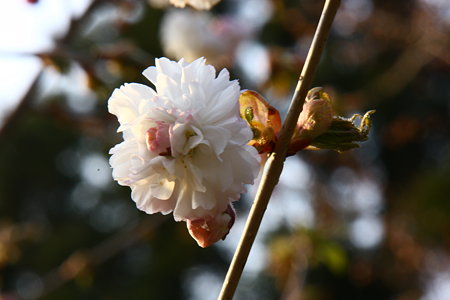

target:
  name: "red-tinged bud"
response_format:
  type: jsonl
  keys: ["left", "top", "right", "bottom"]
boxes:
{"left": 187, "top": 204, "right": 236, "bottom": 248}
{"left": 239, "top": 90, "right": 281, "bottom": 154}
{"left": 288, "top": 87, "right": 334, "bottom": 154}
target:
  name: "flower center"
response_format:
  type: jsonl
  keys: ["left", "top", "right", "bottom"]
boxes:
{"left": 146, "top": 121, "right": 171, "bottom": 156}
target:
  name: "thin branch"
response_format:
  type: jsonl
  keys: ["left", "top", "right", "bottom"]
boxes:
{"left": 217, "top": 1, "right": 341, "bottom": 299}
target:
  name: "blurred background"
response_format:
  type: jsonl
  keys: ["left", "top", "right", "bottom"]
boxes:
{"left": 0, "top": 0, "right": 449, "bottom": 299}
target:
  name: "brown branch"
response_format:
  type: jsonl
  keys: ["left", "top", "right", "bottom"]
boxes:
{"left": 217, "top": 1, "right": 341, "bottom": 299}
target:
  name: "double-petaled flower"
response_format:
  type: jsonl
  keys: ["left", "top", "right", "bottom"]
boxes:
{"left": 108, "top": 57, "right": 260, "bottom": 247}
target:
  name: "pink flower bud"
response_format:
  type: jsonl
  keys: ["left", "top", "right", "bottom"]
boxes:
{"left": 289, "top": 87, "right": 334, "bottom": 154}
{"left": 187, "top": 204, "right": 236, "bottom": 248}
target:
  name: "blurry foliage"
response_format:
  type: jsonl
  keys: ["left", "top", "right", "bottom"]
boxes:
{"left": 1, "top": 0, "right": 450, "bottom": 299}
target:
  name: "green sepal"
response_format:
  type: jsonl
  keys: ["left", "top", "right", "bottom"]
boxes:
{"left": 307, "top": 110, "right": 376, "bottom": 152}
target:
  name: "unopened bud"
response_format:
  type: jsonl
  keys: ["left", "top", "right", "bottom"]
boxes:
{"left": 187, "top": 204, "right": 236, "bottom": 248}
{"left": 289, "top": 87, "right": 334, "bottom": 154}
{"left": 239, "top": 90, "right": 281, "bottom": 154}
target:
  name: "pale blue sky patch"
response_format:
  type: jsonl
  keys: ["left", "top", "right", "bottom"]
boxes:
{"left": 0, "top": 54, "right": 42, "bottom": 128}
{"left": 0, "top": 0, "right": 92, "bottom": 128}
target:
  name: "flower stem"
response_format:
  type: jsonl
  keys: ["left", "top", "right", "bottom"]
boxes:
{"left": 217, "top": 1, "right": 341, "bottom": 299}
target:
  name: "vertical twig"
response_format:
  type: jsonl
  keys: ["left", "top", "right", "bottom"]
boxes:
{"left": 218, "top": 1, "right": 341, "bottom": 299}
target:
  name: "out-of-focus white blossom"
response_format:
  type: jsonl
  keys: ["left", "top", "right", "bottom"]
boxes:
{"left": 147, "top": 0, "right": 220, "bottom": 10}
{"left": 160, "top": 9, "right": 250, "bottom": 67}
{"left": 108, "top": 58, "right": 260, "bottom": 245}
{"left": 170, "top": 0, "right": 220, "bottom": 10}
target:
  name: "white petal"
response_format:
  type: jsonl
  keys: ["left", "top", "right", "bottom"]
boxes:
{"left": 150, "top": 177, "right": 176, "bottom": 200}
{"left": 192, "top": 190, "right": 213, "bottom": 210}
{"left": 108, "top": 83, "right": 156, "bottom": 130}
{"left": 156, "top": 73, "right": 183, "bottom": 104}
{"left": 173, "top": 182, "right": 194, "bottom": 221}
{"left": 157, "top": 57, "right": 181, "bottom": 80}
{"left": 202, "top": 125, "right": 231, "bottom": 157}
{"left": 186, "top": 126, "right": 206, "bottom": 151}
{"left": 185, "top": 159, "right": 207, "bottom": 193}
{"left": 109, "top": 139, "right": 138, "bottom": 185}
{"left": 142, "top": 66, "right": 157, "bottom": 84}
{"left": 170, "top": 123, "right": 189, "bottom": 155}
{"left": 132, "top": 184, "right": 176, "bottom": 215}
{"left": 199, "top": 83, "right": 240, "bottom": 124}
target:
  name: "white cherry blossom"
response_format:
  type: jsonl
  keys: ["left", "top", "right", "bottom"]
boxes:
{"left": 147, "top": 0, "right": 220, "bottom": 10}
{"left": 160, "top": 9, "right": 250, "bottom": 67}
{"left": 108, "top": 58, "right": 260, "bottom": 231}
{"left": 170, "top": 0, "right": 220, "bottom": 10}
